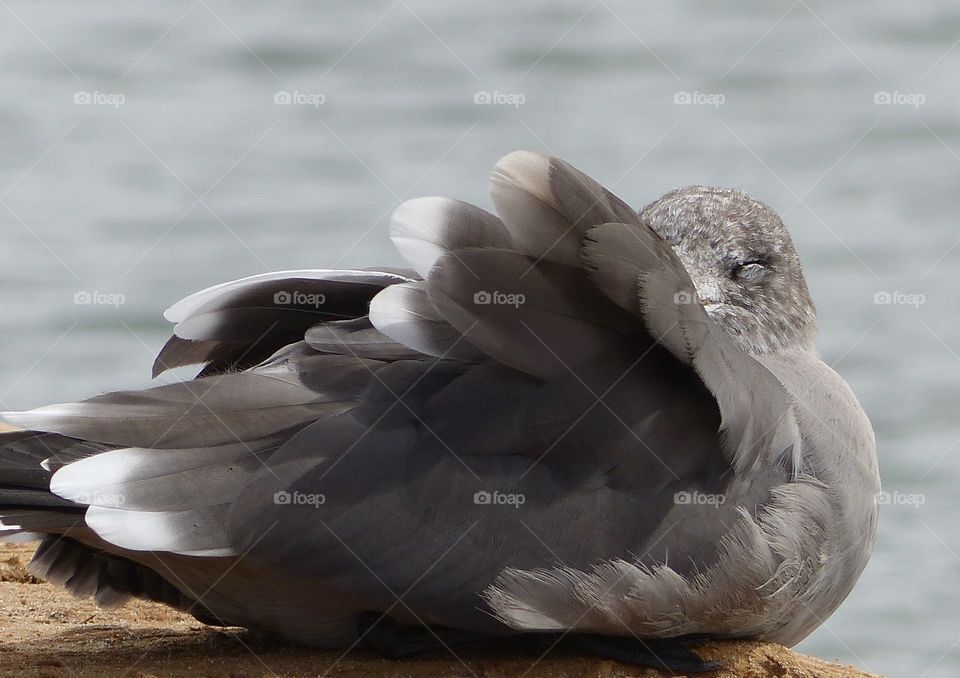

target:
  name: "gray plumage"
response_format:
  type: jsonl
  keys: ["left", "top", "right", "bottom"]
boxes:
{"left": 0, "top": 150, "right": 879, "bottom": 649}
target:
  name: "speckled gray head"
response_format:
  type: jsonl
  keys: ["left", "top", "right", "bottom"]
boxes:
{"left": 640, "top": 186, "right": 818, "bottom": 355}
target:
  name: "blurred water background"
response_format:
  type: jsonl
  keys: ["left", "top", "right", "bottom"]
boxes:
{"left": 0, "top": 2, "right": 957, "bottom": 675}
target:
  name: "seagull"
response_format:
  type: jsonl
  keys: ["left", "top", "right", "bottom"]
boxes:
{"left": 0, "top": 151, "right": 879, "bottom": 672}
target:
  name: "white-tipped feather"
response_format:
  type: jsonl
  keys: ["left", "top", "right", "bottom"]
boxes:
{"left": 390, "top": 197, "right": 513, "bottom": 278}
{"left": 489, "top": 150, "right": 642, "bottom": 267}
{"left": 51, "top": 441, "right": 276, "bottom": 511}
{"left": 84, "top": 505, "right": 236, "bottom": 556}
{"left": 304, "top": 320, "right": 419, "bottom": 359}
{"left": 490, "top": 151, "right": 581, "bottom": 266}
{"left": 164, "top": 269, "right": 413, "bottom": 323}
{"left": 369, "top": 282, "right": 483, "bottom": 360}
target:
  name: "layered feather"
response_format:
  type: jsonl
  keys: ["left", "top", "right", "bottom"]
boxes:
{"left": 155, "top": 269, "right": 414, "bottom": 376}
{"left": 581, "top": 222, "right": 801, "bottom": 473}
{"left": 489, "top": 150, "right": 641, "bottom": 266}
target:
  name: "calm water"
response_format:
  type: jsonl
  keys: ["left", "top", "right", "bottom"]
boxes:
{"left": 0, "top": 2, "right": 958, "bottom": 675}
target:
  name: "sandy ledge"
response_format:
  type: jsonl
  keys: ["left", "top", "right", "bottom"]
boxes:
{"left": 0, "top": 543, "right": 877, "bottom": 678}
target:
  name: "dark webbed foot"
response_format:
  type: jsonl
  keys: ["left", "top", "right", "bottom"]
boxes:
{"left": 357, "top": 612, "right": 498, "bottom": 658}
{"left": 356, "top": 614, "right": 720, "bottom": 673}
{"left": 563, "top": 633, "right": 720, "bottom": 674}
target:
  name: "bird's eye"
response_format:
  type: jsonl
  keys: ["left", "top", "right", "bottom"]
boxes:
{"left": 732, "top": 262, "right": 768, "bottom": 282}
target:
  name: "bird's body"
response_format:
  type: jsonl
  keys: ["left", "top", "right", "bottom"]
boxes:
{"left": 0, "top": 151, "right": 879, "bottom": 658}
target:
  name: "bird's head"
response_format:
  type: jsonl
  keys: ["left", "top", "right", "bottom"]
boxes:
{"left": 640, "top": 186, "right": 818, "bottom": 354}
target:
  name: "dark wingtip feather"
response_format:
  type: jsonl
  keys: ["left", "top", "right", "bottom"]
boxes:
{"left": 152, "top": 335, "right": 207, "bottom": 377}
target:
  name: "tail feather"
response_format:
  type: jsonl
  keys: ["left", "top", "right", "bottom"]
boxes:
{"left": 0, "top": 431, "right": 224, "bottom": 622}
{"left": 0, "top": 431, "right": 107, "bottom": 475}
{"left": 0, "top": 431, "right": 100, "bottom": 537}
{"left": 28, "top": 535, "right": 221, "bottom": 619}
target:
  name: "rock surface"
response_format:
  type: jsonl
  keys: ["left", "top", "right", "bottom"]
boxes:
{"left": 0, "top": 543, "right": 875, "bottom": 677}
